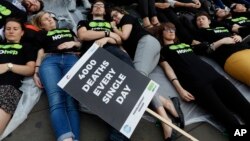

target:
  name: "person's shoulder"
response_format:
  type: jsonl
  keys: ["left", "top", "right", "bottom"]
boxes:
{"left": 124, "top": 14, "right": 135, "bottom": 20}
{"left": 77, "top": 20, "right": 89, "bottom": 29}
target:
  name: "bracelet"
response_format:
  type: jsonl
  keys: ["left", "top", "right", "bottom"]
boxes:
{"left": 104, "top": 31, "right": 110, "bottom": 37}
{"left": 35, "top": 72, "right": 40, "bottom": 77}
{"left": 171, "top": 78, "right": 178, "bottom": 83}
{"left": 209, "top": 43, "right": 215, "bottom": 50}
{"left": 107, "top": 31, "right": 110, "bottom": 37}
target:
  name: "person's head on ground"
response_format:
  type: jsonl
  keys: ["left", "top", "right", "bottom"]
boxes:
{"left": 21, "top": 0, "right": 44, "bottom": 14}
{"left": 31, "top": 11, "right": 57, "bottom": 31}
{"left": 215, "top": 8, "right": 231, "bottom": 21}
{"left": 230, "top": 3, "right": 247, "bottom": 13}
{"left": 109, "top": 7, "right": 128, "bottom": 25}
{"left": 90, "top": 0, "right": 107, "bottom": 19}
{"left": 161, "top": 22, "right": 177, "bottom": 45}
{"left": 195, "top": 12, "right": 211, "bottom": 29}
{"left": 4, "top": 18, "right": 25, "bottom": 43}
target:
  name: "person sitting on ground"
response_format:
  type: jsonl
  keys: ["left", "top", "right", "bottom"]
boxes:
{"left": 0, "top": 18, "right": 36, "bottom": 134}
{"left": 32, "top": 11, "right": 81, "bottom": 141}
{"left": 137, "top": 0, "right": 161, "bottom": 28}
{"left": 159, "top": 22, "right": 250, "bottom": 140}
{"left": 194, "top": 11, "right": 250, "bottom": 86}
{"left": 155, "top": 0, "right": 197, "bottom": 44}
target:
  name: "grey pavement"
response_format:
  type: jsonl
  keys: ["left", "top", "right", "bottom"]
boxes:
{"left": 3, "top": 94, "right": 229, "bottom": 141}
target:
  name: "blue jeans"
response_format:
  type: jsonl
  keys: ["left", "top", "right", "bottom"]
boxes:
{"left": 39, "top": 53, "right": 80, "bottom": 141}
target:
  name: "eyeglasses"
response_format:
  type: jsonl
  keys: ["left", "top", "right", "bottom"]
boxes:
{"left": 164, "top": 28, "right": 176, "bottom": 33}
{"left": 93, "top": 4, "right": 105, "bottom": 8}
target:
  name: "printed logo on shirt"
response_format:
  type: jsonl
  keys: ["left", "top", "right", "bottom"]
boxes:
{"left": 89, "top": 21, "right": 111, "bottom": 31}
{"left": 0, "top": 5, "right": 12, "bottom": 19}
{"left": 0, "top": 44, "right": 22, "bottom": 55}
{"left": 231, "top": 17, "right": 250, "bottom": 24}
{"left": 169, "top": 43, "right": 193, "bottom": 54}
{"left": 47, "top": 29, "right": 73, "bottom": 41}
{"left": 207, "top": 27, "right": 229, "bottom": 34}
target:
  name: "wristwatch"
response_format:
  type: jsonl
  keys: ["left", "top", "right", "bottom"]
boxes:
{"left": 7, "top": 63, "right": 13, "bottom": 71}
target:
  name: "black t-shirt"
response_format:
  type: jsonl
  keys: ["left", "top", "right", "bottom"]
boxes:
{"left": 160, "top": 43, "right": 220, "bottom": 88}
{"left": 225, "top": 16, "right": 250, "bottom": 27}
{"left": 0, "top": 42, "right": 36, "bottom": 89}
{"left": 77, "top": 19, "right": 114, "bottom": 53}
{"left": 37, "top": 28, "right": 78, "bottom": 53}
{"left": 223, "top": 16, "right": 250, "bottom": 37}
{"left": 0, "top": 0, "right": 27, "bottom": 28}
{"left": 117, "top": 15, "right": 148, "bottom": 58}
{"left": 21, "top": 24, "right": 41, "bottom": 51}
{"left": 197, "top": 26, "right": 249, "bottom": 67}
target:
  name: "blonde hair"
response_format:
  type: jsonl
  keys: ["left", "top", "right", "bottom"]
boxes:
{"left": 31, "top": 11, "right": 50, "bottom": 29}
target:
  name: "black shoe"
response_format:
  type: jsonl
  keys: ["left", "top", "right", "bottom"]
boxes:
{"left": 164, "top": 129, "right": 178, "bottom": 141}
{"left": 107, "top": 127, "right": 130, "bottom": 141}
{"left": 171, "top": 97, "right": 185, "bottom": 128}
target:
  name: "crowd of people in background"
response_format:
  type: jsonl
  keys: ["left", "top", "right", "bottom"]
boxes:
{"left": 0, "top": 0, "right": 249, "bottom": 141}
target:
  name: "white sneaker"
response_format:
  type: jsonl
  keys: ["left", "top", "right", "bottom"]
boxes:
{"left": 82, "top": 0, "right": 91, "bottom": 9}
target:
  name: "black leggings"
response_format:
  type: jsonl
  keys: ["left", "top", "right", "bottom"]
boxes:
{"left": 189, "top": 76, "right": 250, "bottom": 133}
{"left": 136, "top": 0, "right": 157, "bottom": 18}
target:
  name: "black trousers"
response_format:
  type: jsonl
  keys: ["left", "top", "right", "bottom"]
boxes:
{"left": 188, "top": 76, "right": 250, "bottom": 133}
{"left": 136, "top": 0, "right": 157, "bottom": 18}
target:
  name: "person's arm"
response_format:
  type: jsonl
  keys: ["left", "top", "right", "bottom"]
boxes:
{"left": 209, "top": 36, "right": 240, "bottom": 51}
{"left": 77, "top": 26, "right": 106, "bottom": 41}
{"left": 0, "top": 61, "right": 35, "bottom": 76}
{"left": 155, "top": 2, "right": 171, "bottom": 9}
{"left": 160, "top": 61, "right": 195, "bottom": 102}
{"left": 33, "top": 48, "right": 44, "bottom": 88}
{"left": 174, "top": 0, "right": 201, "bottom": 8}
{"left": 77, "top": 26, "right": 122, "bottom": 45}
{"left": 57, "top": 40, "right": 81, "bottom": 50}
{"left": 111, "top": 22, "right": 132, "bottom": 41}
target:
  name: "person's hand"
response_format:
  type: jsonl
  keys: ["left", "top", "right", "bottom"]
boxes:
{"left": 57, "top": 41, "right": 76, "bottom": 50}
{"left": 185, "top": 3, "right": 200, "bottom": 9}
{"left": 232, "top": 24, "right": 241, "bottom": 33}
{"left": 221, "top": 37, "right": 237, "bottom": 44}
{"left": 178, "top": 88, "right": 195, "bottom": 102}
{"left": 231, "top": 34, "right": 242, "bottom": 42}
{"left": 110, "top": 21, "right": 117, "bottom": 29}
{"left": 0, "top": 63, "right": 9, "bottom": 74}
{"left": 95, "top": 38, "right": 109, "bottom": 47}
{"left": 33, "top": 73, "right": 43, "bottom": 88}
